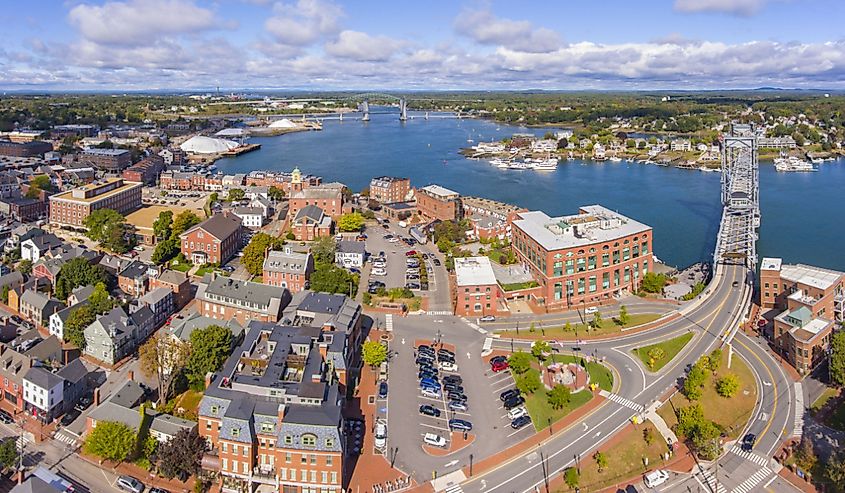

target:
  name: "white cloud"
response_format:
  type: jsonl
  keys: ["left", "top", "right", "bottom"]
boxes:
{"left": 673, "top": 0, "right": 780, "bottom": 16}
{"left": 454, "top": 10, "right": 561, "bottom": 53}
{"left": 324, "top": 30, "right": 404, "bottom": 62}
{"left": 264, "top": 0, "right": 343, "bottom": 46}
{"left": 67, "top": 0, "right": 220, "bottom": 46}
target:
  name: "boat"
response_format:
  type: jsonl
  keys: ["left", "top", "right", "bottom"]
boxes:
{"left": 207, "top": 164, "right": 217, "bottom": 171}
{"left": 490, "top": 158, "right": 510, "bottom": 168}
{"left": 531, "top": 157, "right": 559, "bottom": 171}
{"left": 609, "top": 156, "right": 622, "bottom": 162}
{"left": 775, "top": 156, "right": 817, "bottom": 172}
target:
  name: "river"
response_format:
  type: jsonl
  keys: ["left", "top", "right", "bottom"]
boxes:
{"left": 216, "top": 110, "right": 845, "bottom": 270}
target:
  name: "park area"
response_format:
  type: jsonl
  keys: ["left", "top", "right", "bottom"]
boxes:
{"left": 497, "top": 312, "right": 662, "bottom": 340}
{"left": 632, "top": 332, "right": 694, "bottom": 371}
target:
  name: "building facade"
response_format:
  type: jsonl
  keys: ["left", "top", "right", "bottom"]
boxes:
{"left": 453, "top": 257, "right": 505, "bottom": 317}
{"left": 509, "top": 205, "right": 653, "bottom": 311}
{"left": 196, "top": 275, "right": 291, "bottom": 326}
{"left": 80, "top": 148, "right": 132, "bottom": 171}
{"left": 180, "top": 214, "right": 243, "bottom": 265}
{"left": 416, "top": 185, "right": 461, "bottom": 222}
{"left": 369, "top": 176, "right": 411, "bottom": 204}
{"left": 263, "top": 248, "right": 314, "bottom": 293}
{"left": 49, "top": 178, "right": 142, "bottom": 228}
{"left": 0, "top": 141, "right": 53, "bottom": 157}
{"left": 121, "top": 155, "right": 165, "bottom": 185}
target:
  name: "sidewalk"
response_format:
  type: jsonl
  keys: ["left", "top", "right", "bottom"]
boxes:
{"left": 644, "top": 402, "right": 678, "bottom": 445}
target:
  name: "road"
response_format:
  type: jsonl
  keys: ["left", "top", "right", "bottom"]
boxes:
{"left": 439, "top": 261, "right": 798, "bottom": 493}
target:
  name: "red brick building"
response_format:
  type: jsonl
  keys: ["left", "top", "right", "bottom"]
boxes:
{"left": 290, "top": 205, "right": 333, "bottom": 241}
{"left": 122, "top": 155, "right": 165, "bottom": 185}
{"left": 180, "top": 213, "right": 242, "bottom": 265}
{"left": 416, "top": 184, "right": 462, "bottom": 222}
{"left": 453, "top": 257, "right": 506, "bottom": 317}
{"left": 80, "top": 148, "right": 132, "bottom": 172}
{"left": 509, "top": 205, "right": 653, "bottom": 311}
{"left": 369, "top": 176, "right": 411, "bottom": 204}
{"left": 263, "top": 247, "right": 314, "bottom": 293}
{"left": 462, "top": 196, "right": 526, "bottom": 241}
{"left": 196, "top": 275, "right": 291, "bottom": 325}
{"left": 149, "top": 270, "right": 192, "bottom": 310}
{"left": 0, "top": 140, "right": 53, "bottom": 157}
{"left": 48, "top": 178, "right": 142, "bottom": 228}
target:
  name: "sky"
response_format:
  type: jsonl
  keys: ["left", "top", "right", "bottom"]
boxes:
{"left": 1, "top": 0, "right": 844, "bottom": 91}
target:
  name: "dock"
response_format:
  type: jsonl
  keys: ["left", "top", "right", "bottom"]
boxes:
{"left": 221, "top": 143, "right": 261, "bottom": 156}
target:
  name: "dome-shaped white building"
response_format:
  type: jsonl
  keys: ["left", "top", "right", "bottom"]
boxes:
{"left": 180, "top": 135, "right": 240, "bottom": 154}
{"left": 268, "top": 118, "right": 297, "bottom": 129}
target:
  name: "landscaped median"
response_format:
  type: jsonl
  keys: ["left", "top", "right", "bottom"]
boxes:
{"left": 632, "top": 332, "right": 694, "bottom": 372}
{"left": 496, "top": 312, "right": 664, "bottom": 340}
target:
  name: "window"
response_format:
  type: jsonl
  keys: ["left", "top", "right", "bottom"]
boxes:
{"left": 623, "top": 248, "right": 630, "bottom": 261}
{"left": 553, "top": 261, "right": 563, "bottom": 276}
{"left": 301, "top": 434, "right": 317, "bottom": 447}
{"left": 577, "top": 278, "right": 585, "bottom": 295}
{"left": 286, "top": 452, "right": 292, "bottom": 463}
{"left": 577, "top": 258, "right": 586, "bottom": 272}
{"left": 587, "top": 256, "right": 596, "bottom": 270}
{"left": 260, "top": 422, "right": 274, "bottom": 434}
{"left": 310, "top": 454, "right": 317, "bottom": 465}
{"left": 589, "top": 276, "right": 597, "bottom": 293}
{"left": 565, "top": 259, "right": 574, "bottom": 275}
{"left": 602, "top": 272, "right": 610, "bottom": 289}
{"left": 325, "top": 437, "right": 334, "bottom": 448}
{"left": 601, "top": 254, "right": 609, "bottom": 267}
{"left": 285, "top": 435, "right": 293, "bottom": 445}
{"left": 326, "top": 456, "right": 333, "bottom": 466}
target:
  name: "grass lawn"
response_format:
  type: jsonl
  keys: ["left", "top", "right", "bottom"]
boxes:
{"left": 811, "top": 387, "right": 839, "bottom": 415}
{"left": 566, "top": 423, "right": 669, "bottom": 492}
{"left": 194, "top": 266, "right": 220, "bottom": 277}
{"left": 167, "top": 389, "right": 204, "bottom": 420}
{"left": 549, "top": 354, "right": 614, "bottom": 392}
{"left": 524, "top": 388, "right": 593, "bottom": 431}
{"left": 632, "top": 332, "right": 694, "bottom": 372}
{"left": 498, "top": 313, "right": 662, "bottom": 340}
{"left": 657, "top": 349, "right": 757, "bottom": 440}
{"left": 170, "top": 262, "right": 192, "bottom": 272}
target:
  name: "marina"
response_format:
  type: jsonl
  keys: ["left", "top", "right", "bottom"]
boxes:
{"left": 774, "top": 155, "right": 817, "bottom": 172}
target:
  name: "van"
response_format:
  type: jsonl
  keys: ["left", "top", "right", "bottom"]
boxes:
{"left": 374, "top": 421, "right": 387, "bottom": 449}
{"left": 398, "top": 220, "right": 407, "bottom": 228}
{"left": 644, "top": 469, "right": 670, "bottom": 488}
{"left": 423, "top": 433, "right": 447, "bottom": 448}
{"left": 584, "top": 306, "right": 599, "bottom": 315}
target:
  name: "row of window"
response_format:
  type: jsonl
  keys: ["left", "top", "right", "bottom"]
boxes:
{"left": 551, "top": 263, "right": 647, "bottom": 300}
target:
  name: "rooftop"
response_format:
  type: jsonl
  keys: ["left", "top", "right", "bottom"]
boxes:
{"left": 454, "top": 256, "right": 498, "bottom": 287}
{"left": 780, "top": 263, "right": 844, "bottom": 291}
{"left": 419, "top": 184, "right": 459, "bottom": 200}
{"left": 263, "top": 248, "right": 311, "bottom": 274}
{"left": 50, "top": 178, "right": 142, "bottom": 204}
{"left": 181, "top": 213, "right": 241, "bottom": 241}
{"left": 512, "top": 205, "right": 651, "bottom": 252}
{"left": 761, "top": 257, "right": 783, "bottom": 271}
{"left": 82, "top": 148, "right": 130, "bottom": 156}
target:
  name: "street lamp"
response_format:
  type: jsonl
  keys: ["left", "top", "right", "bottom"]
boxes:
{"left": 469, "top": 454, "right": 474, "bottom": 477}
{"left": 548, "top": 418, "right": 552, "bottom": 437}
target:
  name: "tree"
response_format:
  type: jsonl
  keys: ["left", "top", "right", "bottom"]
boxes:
{"left": 0, "top": 438, "right": 18, "bottom": 470}
{"left": 55, "top": 257, "right": 109, "bottom": 300}
{"left": 676, "top": 403, "right": 706, "bottom": 438}
{"left": 515, "top": 369, "right": 541, "bottom": 394}
{"left": 285, "top": 231, "right": 296, "bottom": 240}
{"left": 88, "top": 282, "right": 115, "bottom": 314}
{"left": 311, "top": 236, "right": 337, "bottom": 264}
{"left": 337, "top": 212, "right": 365, "bottom": 232}
{"left": 707, "top": 348, "right": 722, "bottom": 374}
{"left": 547, "top": 384, "right": 572, "bottom": 409}
{"left": 311, "top": 263, "right": 358, "bottom": 296}
{"left": 267, "top": 186, "right": 285, "bottom": 201}
{"left": 794, "top": 437, "right": 817, "bottom": 471}
{"left": 84, "top": 421, "right": 136, "bottom": 462}
{"left": 591, "top": 310, "right": 603, "bottom": 330}
{"left": 640, "top": 272, "right": 667, "bottom": 293}
{"left": 531, "top": 340, "right": 551, "bottom": 361}
{"left": 227, "top": 188, "right": 245, "bottom": 202}
{"left": 830, "top": 331, "right": 845, "bottom": 387}
{"left": 0, "top": 285, "right": 9, "bottom": 304}
{"left": 362, "top": 340, "right": 388, "bottom": 369}
{"left": 690, "top": 420, "right": 722, "bottom": 460}
{"left": 593, "top": 451, "right": 608, "bottom": 472}
{"left": 152, "top": 236, "right": 179, "bottom": 265}
{"left": 140, "top": 333, "right": 190, "bottom": 405}
{"left": 26, "top": 175, "right": 53, "bottom": 198}
{"left": 19, "top": 259, "right": 32, "bottom": 275}
{"left": 647, "top": 347, "right": 665, "bottom": 369}
{"left": 564, "top": 467, "right": 579, "bottom": 489}
{"left": 683, "top": 362, "right": 707, "bottom": 401}
{"left": 507, "top": 351, "right": 532, "bottom": 374}
{"left": 65, "top": 304, "right": 96, "bottom": 348}
{"left": 83, "top": 208, "right": 124, "bottom": 242}
{"left": 152, "top": 210, "right": 173, "bottom": 240}
{"left": 242, "top": 233, "right": 285, "bottom": 276}
{"left": 171, "top": 211, "right": 202, "bottom": 237}
{"left": 618, "top": 305, "right": 630, "bottom": 325}
{"left": 186, "top": 325, "right": 232, "bottom": 388}
{"left": 826, "top": 452, "right": 845, "bottom": 485}
{"left": 563, "top": 321, "right": 573, "bottom": 332}
{"left": 153, "top": 428, "right": 206, "bottom": 479}
{"left": 643, "top": 427, "right": 654, "bottom": 445}
{"left": 716, "top": 374, "right": 740, "bottom": 398}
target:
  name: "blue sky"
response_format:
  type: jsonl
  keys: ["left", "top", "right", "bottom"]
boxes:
{"left": 1, "top": 0, "right": 844, "bottom": 90}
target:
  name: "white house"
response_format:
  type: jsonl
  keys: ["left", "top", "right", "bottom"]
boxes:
{"left": 249, "top": 197, "right": 273, "bottom": 218}
{"left": 20, "top": 234, "right": 64, "bottom": 262}
{"left": 23, "top": 367, "right": 64, "bottom": 422}
{"left": 232, "top": 206, "right": 264, "bottom": 229}
{"left": 335, "top": 240, "right": 366, "bottom": 268}
{"left": 149, "top": 413, "right": 197, "bottom": 443}
{"left": 670, "top": 139, "right": 692, "bottom": 152}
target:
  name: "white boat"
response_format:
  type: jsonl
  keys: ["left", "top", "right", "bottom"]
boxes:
{"left": 775, "top": 156, "right": 817, "bottom": 172}
{"left": 531, "top": 158, "right": 558, "bottom": 171}
{"left": 507, "top": 161, "right": 533, "bottom": 170}
{"left": 490, "top": 158, "right": 510, "bottom": 168}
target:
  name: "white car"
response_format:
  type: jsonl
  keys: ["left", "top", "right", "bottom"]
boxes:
{"left": 644, "top": 469, "right": 670, "bottom": 488}
{"left": 374, "top": 421, "right": 387, "bottom": 449}
{"left": 373, "top": 261, "right": 386, "bottom": 268}
{"left": 584, "top": 306, "right": 599, "bottom": 314}
{"left": 423, "top": 433, "right": 447, "bottom": 448}
{"left": 439, "top": 361, "right": 458, "bottom": 372}
{"left": 388, "top": 237, "right": 400, "bottom": 243}
{"left": 372, "top": 268, "right": 387, "bottom": 276}
{"left": 507, "top": 406, "right": 528, "bottom": 420}
{"left": 421, "top": 387, "right": 441, "bottom": 399}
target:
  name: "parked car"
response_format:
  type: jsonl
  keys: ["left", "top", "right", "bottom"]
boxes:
{"left": 443, "top": 382, "right": 464, "bottom": 393}
{"left": 507, "top": 406, "right": 528, "bottom": 420}
{"left": 372, "top": 268, "right": 387, "bottom": 276}
{"left": 419, "top": 405, "right": 441, "bottom": 417}
{"left": 491, "top": 360, "right": 509, "bottom": 372}
{"left": 374, "top": 421, "right": 387, "bottom": 449}
{"left": 417, "top": 345, "right": 433, "bottom": 353}
{"left": 419, "top": 377, "right": 439, "bottom": 389}
{"left": 433, "top": 258, "right": 442, "bottom": 266}
{"left": 421, "top": 387, "right": 441, "bottom": 399}
{"left": 149, "top": 488, "right": 170, "bottom": 493}
{"left": 406, "top": 283, "right": 421, "bottom": 290}
{"left": 61, "top": 409, "right": 80, "bottom": 426}
{"left": 584, "top": 306, "right": 598, "bottom": 314}
{"left": 439, "top": 361, "right": 458, "bottom": 372}
{"left": 423, "top": 433, "right": 447, "bottom": 448}
{"left": 378, "top": 381, "right": 388, "bottom": 398}
{"left": 443, "top": 375, "right": 463, "bottom": 385}
{"left": 644, "top": 469, "right": 670, "bottom": 488}
{"left": 448, "top": 419, "right": 473, "bottom": 432}
{"left": 490, "top": 355, "right": 507, "bottom": 364}
{"left": 75, "top": 395, "right": 93, "bottom": 411}
{"left": 448, "top": 400, "right": 468, "bottom": 412}
{"left": 511, "top": 415, "right": 532, "bottom": 430}
{"left": 0, "top": 410, "right": 13, "bottom": 424}
{"left": 447, "top": 391, "right": 467, "bottom": 402}
{"left": 405, "top": 250, "right": 417, "bottom": 256}
{"left": 117, "top": 475, "right": 145, "bottom": 493}
{"left": 503, "top": 395, "right": 525, "bottom": 410}
{"left": 479, "top": 315, "right": 496, "bottom": 322}
{"left": 500, "top": 389, "right": 520, "bottom": 402}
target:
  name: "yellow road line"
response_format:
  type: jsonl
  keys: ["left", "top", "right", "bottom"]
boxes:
{"left": 736, "top": 337, "right": 779, "bottom": 447}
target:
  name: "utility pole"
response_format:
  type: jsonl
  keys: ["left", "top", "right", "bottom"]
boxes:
{"left": 539, "top": 449, "right": 549, "bottom": 493}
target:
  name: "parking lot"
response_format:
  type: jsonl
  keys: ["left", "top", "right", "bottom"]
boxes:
{"left": 381, "top": 316, "right": 534, "bottom": 481}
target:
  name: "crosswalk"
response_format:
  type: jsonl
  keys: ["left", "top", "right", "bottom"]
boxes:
{"left": 793, "top": 382, "right": 804, "bottom": 437}
{"left": 696, "top": 467, "right": 727, "bottom": 493}
{"left": 385, "top": 314, "right": 393, "bottom": 331}
{"left": 53, "top": 430, "right": 78, "bottom": 447}
{"left": 427, "top": 310, "right": 452, "bottom": 316}
{"left": 729, "top": 446, "right": 770, "bottom": 467}
{"left": 15, "top": 433, "right": 32, "bottom": 449}
{"left": 731, "top": 466, "right": 772, "bottom": 493}
{"left": 444, "top": 484, "right": 463, "bottom": 493}
{"left": 599, "top": 390, "right": 645, "bottom": 413}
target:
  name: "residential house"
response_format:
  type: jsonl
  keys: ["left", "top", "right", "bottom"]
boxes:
{"left": 23, "top": 366, "right": 64, "bottom": 422}
{"left": 232, "top": 206, "right": 264, "bottom": 229}
{"left": 262, "top": 247, "right": 314, "bottom": 293}
{"left": 57, "top": 359, "right": 92, "bottom": 415}
{"left": 166, "top": 311, "right": 244, "bottom": 346}
{"left": 83, "top": 307, "right": 139, "bottom": 365}
{"left": 0, "top": 344, "right": 31, "bottom": 414}
{"left": 118, "top": 260, "right": 151, "bottom": 297}
{"left": 98, "top": 254, "right": 131, "bottom": 277}
{"left": 149, "top": 270, "right": 192, "bottom": 310}
{"left": 135, "top": 287, "right": 174, "bottom": 330}
{"left": 291, "top": 205, "right": 333, "bottom": 241}
{"left": 416, "top": 185, "right": 462, "bottom": 222}
{"left": 149, "top": 413, "right": 197, "bottom": 443}
{"left": 86, "top": 379, "right": 146, "bottom": 434}
{"left": 180, "top": 213, "right": 243, "bottom": 266}
{"left": 20, "top": 233, "right": 64, "bottom": 262}
{"left": 19, "top": 290, "right": 64, "bottom": 327}
{"left": 49, "top": 301, "right": 88, "bottom": 342}
{"left": 196, "top": 275, "right": 291, "bottom": 326}
{"left": 335, "top": 241, "right": 366, "bottom": 268}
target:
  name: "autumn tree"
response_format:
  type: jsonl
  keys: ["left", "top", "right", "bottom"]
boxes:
{"left": 337, "top": 212, "right": 365, "bottom": 232}
{"left": 140, "top": 333, "right": 190, "bottom": 405}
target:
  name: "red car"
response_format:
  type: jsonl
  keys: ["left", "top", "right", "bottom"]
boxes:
{"left": 491, "top": 360, "right": 509, "bottom": 372}
{"left": 405, "top": 250, "right": 418, "bottom": 256}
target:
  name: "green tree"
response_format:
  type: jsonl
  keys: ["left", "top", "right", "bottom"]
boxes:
{"left": 564, "top": 467, "right": 579, "bottom": 489}
{"left": 640, "top": 272, "right": 667, "bottom": 293}
{"left": 647, "top": 347, "right": 665, "bottom": 369}
{"left": 563, "top": 321, "right": 573, "bottom": 332}
{"left": 25, "top": 175, "right": 53, "bottom": 198}
{"left": 152, "top": 210, "right": 173, "bottom": 240}
{"left": 151, "top": 236, "right": 179, "bottom": 265}
{"left": 618, "top": 305, "right": 630, "bottom": 325}
{"left": 242, "top": 233, "right": 285, "bottom": 276}
{"left": 794, "top": 437, "right": 817, "bottom": 471}
{"left": 546, "top": 384, "right": 572, "bottom": 409}
{"left": 337, "top": 212, "right": 365, "bottom": 232}
{"left": 227, "top": 188, "right": 245, "bottom": 202}
{"left": 0, "top": 438, "right": 18, "bottom": 469}
{"left": 65, "top": 304, "right": 96, "bottom": 348}
{"left": 715, "top": 374, "right": 740, "bottom": 398}
{"left": 83, "top": 208, "right": 124, "bottom": 242}
{"left": 830, "top": 331, "right": 845, "bottom": 387}
{"left": 55, "top": 257, "right": 109, "bottom": 300}
{"left": 683, "top": 362, "right": 707, "bottom": 401}
{"left": 708, "top": 348, "right": 722, "bottom": 374}
{"left": 19, "top": 259, "right": 32, "bottom": 275}
{"left": 88, "top": 282, "right": 115, "bottom": 314}
{"left": 267, "top": 186, "right": 285, "bottom": 201}
{"left": 593, "top": 451, "right": 608, "bottom": 472}
{"left": 515, "top": 369, "right": 541, "bottom": 394}
{"left": 531, "top": 340, "right": 551, "bottom": 361}
{"left": 362, "top": 340, "right": 388, "bottom": 369}
{"left": 507, "top": 351, "right": 532, "bottom": 374}
{"left": 826, "top": 452, "right": 845, "bottom": 485}
{"left": 186, "top": 325, "right": 232, "bottom": 388}
{"left": 310, "top": 263, "right": 358, "bottom": 296}
{"left": 84, "top": 421, "right": 136, "bottom": 462}
{"left": 591, "top": 310, "right": 603, "bottom": 330}
{"left": 690, "top": 419, "right": 722, "bottom": 460}
{"left": 153, "top": 428, "right": 206, "bottom": 479}
{"left": 171, "top": 211, "right": 202, "bottom": 237}
{"left": 285, "top": 231, "right": 296, "bottom": 240}
{"left": 310, "top": 236, "right": 337, "bottom": 264}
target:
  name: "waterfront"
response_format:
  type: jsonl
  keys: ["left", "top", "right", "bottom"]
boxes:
{"left": 217, "top": 110, "right": 845, "bottom": 270}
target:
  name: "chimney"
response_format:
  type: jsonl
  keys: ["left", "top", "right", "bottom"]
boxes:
{"left": 127, "top": 370, "right": 134, "bottom": 381}
{"left": 64, "top": 350, "right": 69, "bottom": 365}
{"left": 204, "top": 371, "right": 214, "bottom": 390}
{"left": 93, "top": 387, "right": 100, "bottom": 406}
{"left": 277, "top": 403, "right": 286, "bottom": 426}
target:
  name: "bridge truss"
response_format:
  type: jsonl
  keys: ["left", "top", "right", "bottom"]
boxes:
{"left": 715, "top": 123, "right": 760, "bottom": 268}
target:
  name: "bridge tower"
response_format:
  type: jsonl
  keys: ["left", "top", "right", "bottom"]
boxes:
{"left": 399, "top": 98, "right": 408, "bottom": 121}
{"left": 716, "top": 123, "right": 760, "bottom": 268}
{"left": 361, "top": 100, "right": 370, "bottom": 122}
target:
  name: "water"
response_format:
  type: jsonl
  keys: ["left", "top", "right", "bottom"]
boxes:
{"left": 217, "top": 110, "right": 845, "bottom": 270}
